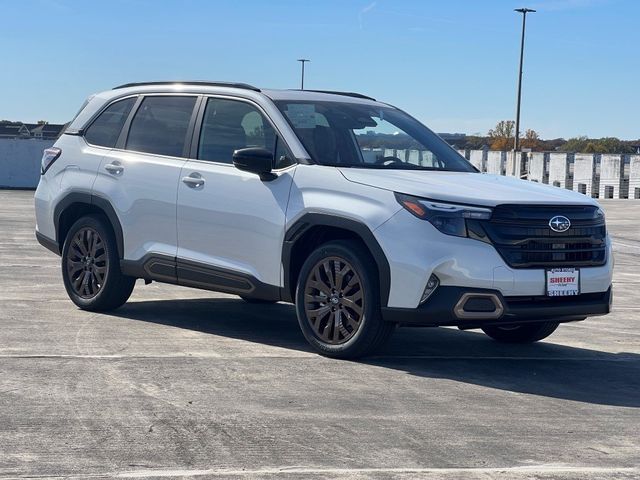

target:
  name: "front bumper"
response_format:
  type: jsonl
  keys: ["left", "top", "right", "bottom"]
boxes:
{"left": 374, "top": 208, "right": 614, "bottom": 309}
{"left": 381, "top": 285, "right": 612, "bottom": 327}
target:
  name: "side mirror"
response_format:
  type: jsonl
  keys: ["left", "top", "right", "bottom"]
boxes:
{"left": 232, "top": 147, "right": 276, "bottom": 181}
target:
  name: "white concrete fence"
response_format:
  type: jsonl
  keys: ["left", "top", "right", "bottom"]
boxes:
{"left": 2, "top": 138, "right": 640, "bottom": 198}
{"left": 455, "top": 150, "right": 640, "bottom": 199}
{"left": 375, "top": 147, "right": 640, "bottom": 199}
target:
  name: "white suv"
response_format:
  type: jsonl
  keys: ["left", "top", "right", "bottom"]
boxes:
{"left": 35, "top": 81, "right": 613, "bottom": 358}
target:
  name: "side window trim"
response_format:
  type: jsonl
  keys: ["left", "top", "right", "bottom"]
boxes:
{"left": 191, "top": 94, "right": 296, "bottom": 169}
{"left": 115, "top": 95, "right": 143, "bottom": 149}
{"left": 189, "top": 96, "right": 207, "bottom": 160}
{"left": 184, "top": 96, "right": 204, "bottom": 159}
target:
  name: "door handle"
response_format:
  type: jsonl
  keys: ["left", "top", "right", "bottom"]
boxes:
{"left": 182, "top": 173, "right": 205, "bottom": 188}
{"left": 104, "top": 163, "right": 124, "bottom": 175}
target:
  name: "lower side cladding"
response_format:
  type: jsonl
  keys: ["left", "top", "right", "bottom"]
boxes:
{"left": 120, "top": 254, "right": 281, "bottom": 302}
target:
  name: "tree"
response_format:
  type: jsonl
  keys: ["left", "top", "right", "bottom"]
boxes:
{"left": 487, "top": 120, "right": 515, "bottom": 151}
{"left": 521, "top": 129, "right": 542, "bottom": 150}
{"left": 559, "top": 136, "right": 635, "bottom": 154}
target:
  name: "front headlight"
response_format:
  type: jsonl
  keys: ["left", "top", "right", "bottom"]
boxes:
{"left": 395, "top": 193, "right": 492, "bottom": 237}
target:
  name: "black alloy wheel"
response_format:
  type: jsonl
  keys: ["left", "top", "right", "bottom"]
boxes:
{"left": 303, "top": 256, "right": 364, "bottom": 345}
{"left": 295, "top": 240, "right": 395, "bottom": 359}
{"left": 66, "top": 227, "right": 107, "bottom": 298}
{"left": 61, "top": 214, "right": 135, "bottom": 311}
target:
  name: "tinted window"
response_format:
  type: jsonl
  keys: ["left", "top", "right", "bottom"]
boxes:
{"left": 84, "top": 97, "right": 135, "bottom": 147}
{"left": 198, "top": 98, "right": 278, "bottom": 164}
{"left": 275, "top": 100, "right": 475, "bottom": 172}
{"left": 126, "top": 96, "right": 196, "bottom": 157}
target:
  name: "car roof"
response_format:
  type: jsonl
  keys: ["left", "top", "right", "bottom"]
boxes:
{"left": 68, "top": 81, "right": 385, "bottom": 132}
{"left": 111, "top": 81, "right": 379, "bottom": 104}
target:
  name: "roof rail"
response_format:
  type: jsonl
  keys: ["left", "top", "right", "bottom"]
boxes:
{"left": 302, "top": 89, "right": 376, "bottom": 101}
{"left": 112, "top": 81, "right": 261, "bottom": 92}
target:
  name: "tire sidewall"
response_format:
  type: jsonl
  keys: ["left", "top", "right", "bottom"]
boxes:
{"left": 295, "top": 241, "right": 381, "bottom": 357}
{"left": 61, "top": 214, "right": 119, "bottom": 309}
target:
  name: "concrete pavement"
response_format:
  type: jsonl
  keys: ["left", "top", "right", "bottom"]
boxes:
{"left": 0, "top": 191, "right": 638, "bottom": 479}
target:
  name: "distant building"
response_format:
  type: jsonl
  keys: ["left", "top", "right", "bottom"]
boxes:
{"left": 0, "top": 121, "right": 66, "bottom": 140}
{"left": 0, "top": 122, "right": 31, "bottom": 138}
{"left": 28, "top": 123, "right": 65, "bottom": 139}
{"left": 438, "top": 133, "right": 467, "bottom": 148}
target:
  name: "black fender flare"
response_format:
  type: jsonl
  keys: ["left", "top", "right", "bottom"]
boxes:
{"left": 53, "top": 191, "right": 125, "bottom": 259}
{"left": 282, "top": 213, "right": 391, "bottom": 306}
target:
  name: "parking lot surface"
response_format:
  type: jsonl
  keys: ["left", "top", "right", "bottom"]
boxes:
{"left": 0, "top": 190, "right": 639, "bottom": 479}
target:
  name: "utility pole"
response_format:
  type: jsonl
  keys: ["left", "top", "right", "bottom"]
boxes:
{"left": 297, "top": 59, "right": 310, "bottom": 90}
{"left": 513, "top": 8, "right": 535, "bottom": 154}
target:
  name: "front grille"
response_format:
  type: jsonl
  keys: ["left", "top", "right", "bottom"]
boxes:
{"left": 478, "top": 205, "right": 607, "bottom": 269}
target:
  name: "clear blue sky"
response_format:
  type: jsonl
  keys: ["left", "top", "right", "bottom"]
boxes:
{"left": 1, "top": 0, "right": 638, "bottom": 139}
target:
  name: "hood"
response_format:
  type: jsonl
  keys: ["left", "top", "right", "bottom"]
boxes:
{"left": 338, "top": 169, "right": 599, "bottom": 207}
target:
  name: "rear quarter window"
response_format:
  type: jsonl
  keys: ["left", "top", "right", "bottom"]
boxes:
{"left": 84, "top": 97, "right": 136, "bottom": 148}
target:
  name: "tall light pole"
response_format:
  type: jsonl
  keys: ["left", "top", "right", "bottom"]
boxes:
{"left": 513, "top": 8, "right": 535, "bottom": 153}
{"left": 297, "top": 59, "right": 310, "bottom": 90}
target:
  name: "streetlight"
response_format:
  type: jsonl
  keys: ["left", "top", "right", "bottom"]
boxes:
{"left": 513, "top": 8, "right": 535, "bottom": 153}
{"left": 297, "top": 59, "right": 310, "bottom": 90}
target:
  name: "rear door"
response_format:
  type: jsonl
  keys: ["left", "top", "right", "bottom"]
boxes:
{"left": 176, "top": 96, "right": 295, "bottom": 293}
{"left": 62, "top": 96, "right": 137, "bottom": 194}
{"left": 92, "top": 94, "right": 199, "bottom": 263}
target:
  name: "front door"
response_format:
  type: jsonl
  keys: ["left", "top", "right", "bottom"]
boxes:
{"left": 176, "top": 97, "right": 295, "bottom": 294}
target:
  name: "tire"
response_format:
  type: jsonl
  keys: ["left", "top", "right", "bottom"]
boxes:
{"left": 61, "top": 214, "right": 135, "bottom": 312}
{"left": 240, "top": 296, "right": 278, "bottom": 304}
{"left": 481, "top": 322, "right": 559, "bottom": 343}
{"left": 295, "top": 240, "right": 395, "bottom": 359}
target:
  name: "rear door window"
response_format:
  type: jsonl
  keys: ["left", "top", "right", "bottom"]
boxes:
{"left": 126, "top": 96, "right": 197, "bottom": 157}
{"left": 84, "top": 97, "right": 136, "bottom": 148}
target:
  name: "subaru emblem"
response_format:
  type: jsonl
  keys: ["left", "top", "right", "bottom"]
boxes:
{"left": 549, "top": 215, "right": 571, "bottom": 233}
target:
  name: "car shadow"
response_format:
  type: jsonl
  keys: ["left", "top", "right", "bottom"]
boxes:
{"left": 108, "top": 297, "right": 640, "bottom": 408}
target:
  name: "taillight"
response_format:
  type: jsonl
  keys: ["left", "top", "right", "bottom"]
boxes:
{"left": 41, "top": 147, "right": 62, "bottom": 174}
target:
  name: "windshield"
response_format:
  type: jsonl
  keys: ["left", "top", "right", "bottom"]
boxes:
{"left": 274, "top": 100, "right": 476, "bottom": 172}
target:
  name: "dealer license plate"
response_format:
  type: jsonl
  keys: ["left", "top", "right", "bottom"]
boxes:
{"left": 546, "top": 268, "right": 580, "bottom": 296}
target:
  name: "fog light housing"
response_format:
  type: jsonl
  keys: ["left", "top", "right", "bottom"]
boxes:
{"left": 420, "top": 274, "right": 440, "bottom": 304}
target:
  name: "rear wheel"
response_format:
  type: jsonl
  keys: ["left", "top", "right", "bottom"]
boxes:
{"left": 295, "top": 240, "right": 395, "bottom": 359}
{"left": 481, "top": 322, "right": 559, "bottom": 343}
{"left": 61, "top": 214, "right": 135, "bottom": 312}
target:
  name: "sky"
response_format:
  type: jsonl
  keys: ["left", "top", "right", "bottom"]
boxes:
{"left": 1, "top": 0, "right": 638, "bottom": 139}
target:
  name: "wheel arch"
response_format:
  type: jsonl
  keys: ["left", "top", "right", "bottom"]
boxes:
{"left": 282, "top": 213, "right": 391, "bottom": 306}
{"left": 54, "top": 192, "right": 124, "bottom": 259}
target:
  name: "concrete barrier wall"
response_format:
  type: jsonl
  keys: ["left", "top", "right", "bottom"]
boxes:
{"left": 573, "top": 154, "right": 597, "bottom": 197}
{"left": 469, "top": 150, "right": 487, "bottom": 172}
{"left": 505, "top": 151, "right": 526, "bottom": 178}
{"left": 527, "top": 152, "right": 548, "bottom": 183}
{"left": 0, "top": 139, "right": 52, "bottom": 188}
{"left": 486, "top": 151, "right": 505, "bottom": 175}
{"left": 630, "top": 155, "right": 640, "bottom": 199}
{"left": 548, "top": 153, "right": 572, "bottom": 190}
{"left": 599, "top": 154, "right": 624, "bottom": 199}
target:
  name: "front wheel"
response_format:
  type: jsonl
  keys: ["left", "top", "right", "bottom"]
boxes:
{"left": 61, "top": 214, "right": 135, "bottom": 312}
{"left": 295, "top": 240, "right": 395, "bottom": 359}
{"left": 481, "top": 322, "right": 559, "bottom": 343}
